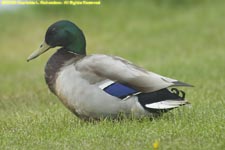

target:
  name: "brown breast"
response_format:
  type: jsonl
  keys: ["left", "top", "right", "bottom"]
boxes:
{"left": 44, "top": 48, "right": 83, "bottom": 94}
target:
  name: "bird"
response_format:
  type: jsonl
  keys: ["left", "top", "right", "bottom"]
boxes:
{"left": 27, "top": 20, "right": 192, "bottom": 120}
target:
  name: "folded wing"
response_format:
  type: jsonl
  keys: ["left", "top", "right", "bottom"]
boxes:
{"left": 76, "top": 54, "right": 192, "bottom": 93}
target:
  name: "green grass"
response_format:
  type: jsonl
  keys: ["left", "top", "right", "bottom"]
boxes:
{"left": 0, "top": 0, "right": 225, "bottom": 149}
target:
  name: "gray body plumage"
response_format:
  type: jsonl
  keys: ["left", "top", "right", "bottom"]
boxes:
{"left": 45, "top": 49, "right": 190, "bottom": 120}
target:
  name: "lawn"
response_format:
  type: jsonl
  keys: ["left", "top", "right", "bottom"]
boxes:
{"left": 0, "top": 0, "right": 224, "bottom": 149}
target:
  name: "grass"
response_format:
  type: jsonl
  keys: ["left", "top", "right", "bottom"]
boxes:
{"left": 0, "top": 0, "right": 225, "bottom": 149}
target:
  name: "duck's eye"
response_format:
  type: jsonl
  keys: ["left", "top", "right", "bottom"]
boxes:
{"left": 50, "top": 31, "right": 55, "bottom": 35}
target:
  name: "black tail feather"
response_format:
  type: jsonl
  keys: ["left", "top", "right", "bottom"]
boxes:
{"left": 138, "top": 88, "right": 187, "bottom": 114}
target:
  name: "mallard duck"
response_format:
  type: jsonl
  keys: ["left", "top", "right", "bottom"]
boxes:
{"left": 27, "top": 20, "right": 192, "bottom": 120}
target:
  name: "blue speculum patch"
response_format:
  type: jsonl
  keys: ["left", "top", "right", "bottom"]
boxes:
{"left": 103, "top": 82, "right": 138, "bottom": 99}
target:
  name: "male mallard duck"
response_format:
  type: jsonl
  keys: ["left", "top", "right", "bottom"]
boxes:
{"left": 27, "top": 20, "right": 192, "bottom": 120}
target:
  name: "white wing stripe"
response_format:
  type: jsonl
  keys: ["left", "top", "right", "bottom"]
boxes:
{"left": 145, "top": 100, "right": 188, "bottom": 109}
{"left": 98, "top": 80, "right": 115, "bottom": 89}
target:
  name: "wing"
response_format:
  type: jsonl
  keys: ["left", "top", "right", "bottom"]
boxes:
{"left": 76, "top": 54, "right": 192, "bottom": 93}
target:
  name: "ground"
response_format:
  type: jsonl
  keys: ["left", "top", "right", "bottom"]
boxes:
{"left": 0, "top": 0, "right": 224, "bottom": 149}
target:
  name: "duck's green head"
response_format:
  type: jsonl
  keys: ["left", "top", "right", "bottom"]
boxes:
{"left": 27, "top": 20, "right": 86, "bottom": 61}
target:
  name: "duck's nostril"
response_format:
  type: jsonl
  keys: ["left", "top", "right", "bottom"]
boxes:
{"left": 40, "top": 44, "right": 43, "bottom": 48}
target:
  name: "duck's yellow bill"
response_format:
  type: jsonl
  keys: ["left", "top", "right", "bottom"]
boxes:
{"left": 27, "top": 41, "right": 51, "bottom": 62}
